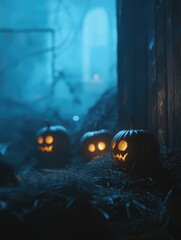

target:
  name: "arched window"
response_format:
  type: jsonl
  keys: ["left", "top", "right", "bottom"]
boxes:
{"left": 82, "top": 7, "right": 110, "bottom": 85}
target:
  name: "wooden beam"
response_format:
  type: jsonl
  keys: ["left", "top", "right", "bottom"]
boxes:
{"left": 155, "top": 0, "right": 168, "bottom": 146}
{"left": 173, "top": 0, "right": 181, "bottom": 148}
{"left": 146, "top": 0, "right": 158, "bottom": 136}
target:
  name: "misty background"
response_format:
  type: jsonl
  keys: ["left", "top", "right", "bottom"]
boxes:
{"left": 0, "top": 0, "right": 117, "bottom": 168}
{"left": 0, "top": 0, "right": 117, "bottom": 120}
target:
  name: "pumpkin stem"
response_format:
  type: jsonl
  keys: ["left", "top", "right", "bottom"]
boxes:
{"left": 129, "top": 115, "right": 135, "bottom": 129}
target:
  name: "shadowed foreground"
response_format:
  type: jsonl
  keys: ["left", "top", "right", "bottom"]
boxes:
{"left": 0, "top": 88, "right": 180, "bottom": 239}
{"left": 0, "top": 152, "right": 181, "bottom": 240}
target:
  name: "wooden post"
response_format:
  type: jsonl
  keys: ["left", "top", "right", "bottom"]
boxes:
{"left": 155, "top": 0, "right": 168, "bottom": 146}
{"left": 116, "top": 0, "right": 136, "bottom": 129}
{"left": 165, "top": 0, "right": 175, "bottom": 148}
{"left": 117, "top": 0, "right": 148, "bottom": 129}
{"left": 173, "top": 0, "right": 181, "bottom": 148}
{"left": 116, "top": 0, "right": 181, "bottom": 148}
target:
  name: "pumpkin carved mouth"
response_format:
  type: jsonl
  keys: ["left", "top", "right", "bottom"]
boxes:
{"left": 113, "top": 153, "right": 128, "bottom": 161}
{"left": 39, "top": 145, "right": 53, "bottom": 152}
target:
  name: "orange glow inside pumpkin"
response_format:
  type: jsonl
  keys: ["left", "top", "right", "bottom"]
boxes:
{"left": 39, "top": 145, "right": 53, "bottom": 152}
{"left": 37, "top": 135, "right": 54, "bottom": 152}
{"left": 98, "top": 142, "right": 106, "bottom": 151}
{"left": 37, "top": 136, "right": 44, "bottom": 144}
{"left": 88, "top": 144, "right": 96, "bottom": 152}
{"left": 112, "top": 140, "right": 128, "bottom": 161}
{"left": 118, "top": 140, "right": 128, "bottom": 151}
{"left": 45, "top": 135, "right": 53, "bottom": 144}
{"left": 114, "top": 152, "right": 128, "bottom": 161}
{"left": 111, "top": 140, "right": 116, "bottom": 149}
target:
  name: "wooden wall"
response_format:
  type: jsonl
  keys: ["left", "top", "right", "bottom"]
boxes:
{"left": 117, "top": 0, "right": 181, "bottom": 149}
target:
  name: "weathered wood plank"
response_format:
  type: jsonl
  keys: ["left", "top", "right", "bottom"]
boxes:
{"left": 116, "top": 0, "right": 181, "bottom": 148}
{"left": 155, "top": 0, "right": 168, "bottom": 146}
{"left": 165, "top": 0, "right": 175, "bottom": 148}
{"left": 117, "top": 0, "right": 136, "bottom": 129}
{"left": 134, "top": 0, "right": 147, "bottom": 129}
{"left": 146, "top": 0, "right": 158, "bottom": 136}
{"left": 173, "top": 0, "right": 181, "bottom": 148}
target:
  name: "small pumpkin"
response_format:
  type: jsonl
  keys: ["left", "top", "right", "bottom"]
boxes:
{"left": 111, "top": 117, "right": 160, "bottom": 171}
{"left": 36, "top": 124, "right": 70, "bottom": 168}
{"left": 80, "top": 129, "right": 112, "bottom": 161}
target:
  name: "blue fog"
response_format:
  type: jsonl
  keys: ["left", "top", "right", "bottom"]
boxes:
{"left": 0, "top": 0, "right": 117, "bottom": 122}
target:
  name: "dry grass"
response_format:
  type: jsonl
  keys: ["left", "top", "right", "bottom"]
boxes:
{"left": 0, "top": 152, "right": 180, "bottom": 240}
{"left": 0, "top": 88, "right": 180, "bottom": 239}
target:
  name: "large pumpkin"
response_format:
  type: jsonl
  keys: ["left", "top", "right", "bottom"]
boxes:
{"left": 36, "top": 125, "right": 70, "bottom": 168}
{"left": 111, "top": 129, "right": 160, "bottom": 170}
{"left": 80, "top": 129, "right": 112, "bottom": 161}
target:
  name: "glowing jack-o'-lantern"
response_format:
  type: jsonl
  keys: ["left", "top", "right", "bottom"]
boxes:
{"left": 111, "top": 139, "right": 128, "bottom": 161}
{"left": 80, "top": 129, "right": 112, "bottom": 161}
{"left": 111, "top": 129, "right": 160, "bottom": 170}
{"left": 36, "top": 125, "right": 70, "bottom": 168}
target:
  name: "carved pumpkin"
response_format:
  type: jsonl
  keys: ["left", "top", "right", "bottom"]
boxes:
{"left": 80, "top": 129, "right": 112, "bottom": 161}
{"left": 111, "top": 128, "right": 160, "bottom": 170}
{"left": 36, "top": 124, "right": 70, "bottom": 168}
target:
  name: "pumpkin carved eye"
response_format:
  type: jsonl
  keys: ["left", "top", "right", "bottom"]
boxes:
{"left": 111, "top": 125, "right": 160, "bottom": 173}
{"left": 88, "top": 144, "right": 96, "bottom": 152}
{"left": 80, "top": 129, "right": 112, "bottom": 161}
{"left": 118, "top": 140, "right": 128, "bottom": 151}
{"left": 36, "top": 124, "right": 71, "bottom": 169}
{"left": 45, "top": 135, "right": 53, "bottom": 144}
{"left": 111, "top": 140, "right": 116, "bottom": 149}
{"left": 37, "top": 136, "right": 44, "bottom": 144}
{"left": 98, "top": 142, "right": 106, "bottom": 151}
